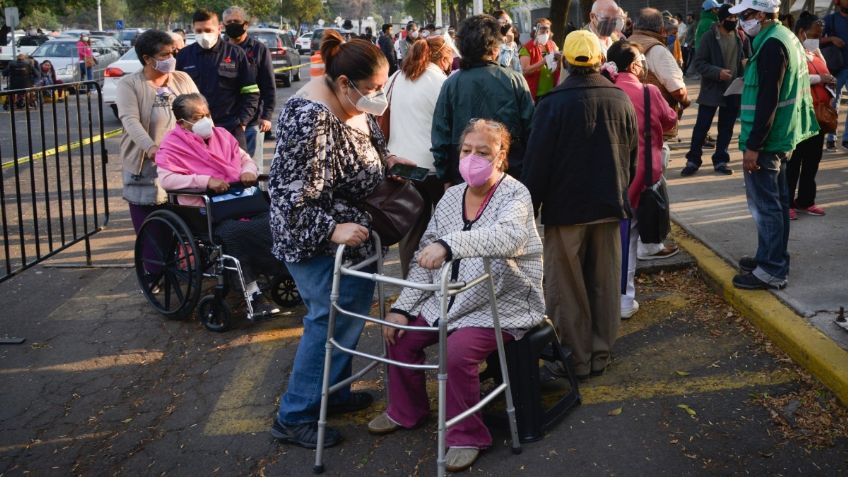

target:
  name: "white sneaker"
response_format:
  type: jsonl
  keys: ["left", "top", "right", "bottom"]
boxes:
{"left": 621, "top": 300, "right": 639, "bottom": 319}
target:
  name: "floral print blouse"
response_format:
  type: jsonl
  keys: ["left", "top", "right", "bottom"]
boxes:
{"left": 269, "top": 97, "right": 385, "bottom": 263}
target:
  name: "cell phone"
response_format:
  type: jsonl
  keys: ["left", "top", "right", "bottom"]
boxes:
{"left": 388, "top": 163, "right": 429, "bottom": 182}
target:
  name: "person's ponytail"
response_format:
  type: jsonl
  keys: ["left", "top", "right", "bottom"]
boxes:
{"left": 320, "top": 29, "right": 388, "bottom": 83}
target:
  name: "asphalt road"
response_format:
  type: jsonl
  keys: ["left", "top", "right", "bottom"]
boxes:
{"left": 1, "top": 67, "right": 847, "bottom": 475}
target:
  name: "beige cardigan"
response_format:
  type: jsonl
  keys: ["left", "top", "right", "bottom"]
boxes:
{"left": 117, "top": 70, "right": 198, "bottom": 205}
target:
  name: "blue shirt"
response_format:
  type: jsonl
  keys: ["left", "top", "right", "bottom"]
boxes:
{"left": 176, "top": 39, "right": 259, "bottom": 129}
{"left": 824, "top": 12, "right": 848, "bottom": 66}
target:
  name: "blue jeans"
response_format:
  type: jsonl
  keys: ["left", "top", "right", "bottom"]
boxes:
{"left": 743, "top": 152, "right": 790, "bottom": 285}
{"left": 244, "top": 125, "right": 265, "bottom": 173}
{"left": 78, "top": 61, "right": 93, "bottom": 83}
{"left": 828, "top": 68, "right": 848, "bottom": 143}
{"left": 276, "top": 255, "right": 376, "bottom": 425}
{"left": 685, "top": 97, "right": 740, "bottom": 169}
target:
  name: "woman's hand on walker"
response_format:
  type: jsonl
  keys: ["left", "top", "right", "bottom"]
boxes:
{"left": 330, "top": 223, "right": 369, "bottom": 247}
{"left": 417, "top": 243, "right": 448, "bottom": 270}
{"left": 383, "top": 312, "right": 409, "bottom": 346}
{"left": 240, "top": 171, "right": 257, "bottom": 186}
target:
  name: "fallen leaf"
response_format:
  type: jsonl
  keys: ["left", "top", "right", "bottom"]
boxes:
{"left": 121, "top": 418, "right": 133, "bottom": 423}
{"left": 608, "top": 407, "right": 623, "bottom": 416}
{"left": 677, "top": 404, "right": 697, "bottom": 416}
{"left": 675, "top": 370, "right": 690, "bottom": 377}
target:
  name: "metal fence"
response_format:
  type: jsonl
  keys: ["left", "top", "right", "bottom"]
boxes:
{"left": 0, "top": 81, "right": 110, "bottom": 283}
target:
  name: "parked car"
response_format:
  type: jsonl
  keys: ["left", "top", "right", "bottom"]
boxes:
{"left": 31, "top": 38, "right": 121, "bottom": 86}
{"left": 247, "top": 27, "right": 302, "bottom": 87}
{"left": 117, "top": 29, "right": 145, "bottom": 48}
{"left": 91, "top": 34, "right": 127, "bottom": 54}
{"left": 101, "top": 48, "right": 143, "bottom": 119}
{"left": 296, "top": 32, "right": 312, "bottom": 54}
{"left": 0, "top": 35, "right": 50, "bottom": 69}
{"left": 309, "top": 28, "right": 341, "bottom": 53}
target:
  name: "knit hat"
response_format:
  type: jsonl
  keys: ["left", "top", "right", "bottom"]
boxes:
{"left": 717, "top": 4, "right": 733, "bottom": 21}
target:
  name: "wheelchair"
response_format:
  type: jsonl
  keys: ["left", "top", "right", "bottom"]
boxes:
{"left": 133, "top": 178, "right": 301, "bottom": 332}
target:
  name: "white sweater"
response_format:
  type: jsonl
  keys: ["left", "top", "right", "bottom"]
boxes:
{"left": 392, "top": 175, "right": 545, "bottom": 334}
{"left": 386, "top": 64, "right": 446, "bottom": 172}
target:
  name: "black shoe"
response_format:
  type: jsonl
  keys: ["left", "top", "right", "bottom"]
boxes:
{"left": 842, "top": 140, "right": 848, "bottom": 150}
{"left": 826, "top": 141, "right": 836, "bottom": 152}
{"left": 271, "top": 420, "right": 341, "bottom": 449}
{"left": 328, "top": 391, "right": 373, "bottom": 416}
{"left": 681, "top": 165, "right": 699, "bottom": 176}
{"left": 714, "top": 164, "right": 733, "bottom": 175}
{"left": 732, "top": 272, "right": 786, "bottom": 290}
{"left": 739, "top": 256, "right": 757, "bottom": 273}
{"left": 703, "top": 136, "right": 716, "bottom": 149}
{"left": 250, "top": 294, "right": 280, "bottom": 318}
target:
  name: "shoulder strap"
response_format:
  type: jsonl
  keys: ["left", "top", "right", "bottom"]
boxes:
{"left": 643, "top": 86, "right": 653, "bottom": 190}
{"left": 386, "top": 71, "right": 400, "bottom": 102}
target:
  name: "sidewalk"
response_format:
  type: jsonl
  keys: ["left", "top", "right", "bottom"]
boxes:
{"left": 666, "top": 79, "right": 848, "bottom": 401}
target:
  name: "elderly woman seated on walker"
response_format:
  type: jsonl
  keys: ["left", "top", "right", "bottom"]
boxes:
{"left": 155, "top": 92, "right": 280, "bottom": 317}
{"left": 368, "top": 119, "right": 545, "bottom": 472}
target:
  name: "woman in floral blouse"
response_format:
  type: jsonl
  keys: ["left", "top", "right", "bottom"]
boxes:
{"left": 268, "top": 29, "right": 410, "bottom": 449}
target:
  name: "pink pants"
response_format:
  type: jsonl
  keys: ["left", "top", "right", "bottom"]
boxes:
{"left": 386, "top": 315, "right": 513, "bottom": 448}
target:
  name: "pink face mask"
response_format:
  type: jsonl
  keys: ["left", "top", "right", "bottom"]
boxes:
{"left": 459, "top": 154, "right": 494, "bottom": 187}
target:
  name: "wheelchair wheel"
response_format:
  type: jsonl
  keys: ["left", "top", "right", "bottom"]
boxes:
{"left": 270, "top": 275, "right": 302, "bottom": 307}
{"left": 198, "top": 295, "right": 232, "bottom": 332}
{"left": 134, "top": 209, "right": 203, "bottom": 320}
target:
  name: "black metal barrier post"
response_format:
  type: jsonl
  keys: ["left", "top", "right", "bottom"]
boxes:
{"left": 0, "top": 80, "right": 110, "bottom": 291}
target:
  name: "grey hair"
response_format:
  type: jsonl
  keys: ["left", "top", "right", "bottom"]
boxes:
{"left": 172, "top": 93, "right": 208, "bottom": 121}
{"left": 635, "top": 8, "right": 665, "bottom": 33}
{"left": 222, "top": 6, "right": 247, "bottom": 22}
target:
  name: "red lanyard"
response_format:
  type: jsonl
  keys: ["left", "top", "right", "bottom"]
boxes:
{"left": 469, "top": 174, "right": 505, "bottom": 222}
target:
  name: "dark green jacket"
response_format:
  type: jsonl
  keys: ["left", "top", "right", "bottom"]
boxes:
{"left": 431, "top": 62, "right": 534, "bottom": 182}
{"left": 694, "top": 10, "right": 718, "bottom": 51}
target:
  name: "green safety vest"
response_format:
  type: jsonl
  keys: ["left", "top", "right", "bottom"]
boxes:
{"left": 739, "top": 22, "right": 818, "bottom": 153}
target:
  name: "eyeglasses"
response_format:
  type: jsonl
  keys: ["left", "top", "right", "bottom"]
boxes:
{"left": 741, "top": 9, "right": 759, "bottom": 21}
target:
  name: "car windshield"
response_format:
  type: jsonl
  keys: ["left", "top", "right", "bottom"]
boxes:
{"left": 250, "top": 32, "right": 279, "bottom": 49}
{"left": 119, "top": 31, "right": 139, "bottom": 42}
{"left": 33, "top": 42, "right": 77, "bottom": 57}
{"left": 120, "top": 49, "right": 138, "bottom": 61}
{"left": 19, "top": 36, "right": 49, "bottom": 47}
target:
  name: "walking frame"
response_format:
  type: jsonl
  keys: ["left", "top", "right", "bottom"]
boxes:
{"left": 313, "top": 234, "right": 522, "bottom": 476}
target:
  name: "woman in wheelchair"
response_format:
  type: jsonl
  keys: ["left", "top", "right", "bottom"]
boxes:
{"left": 154, "top": 93, "right": 280, "bottom": 317}
{"left": 368, "top": 120, "right": 545, "bottom": 472}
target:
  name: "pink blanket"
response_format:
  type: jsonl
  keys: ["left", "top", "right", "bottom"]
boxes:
{"left": 156, "top": 126, "right": 243, "bottom": 183}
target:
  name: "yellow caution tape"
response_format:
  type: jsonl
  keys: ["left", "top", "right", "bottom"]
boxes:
{"left": 1, "top": 128, "right": 124, "bottom": 170}
{"left": 273, "top": 63, "right": 310, "bottom": 74}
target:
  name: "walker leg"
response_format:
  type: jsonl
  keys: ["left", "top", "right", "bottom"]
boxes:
{"left": 437, "top": 371, "right": 447, "bottom": 477}
{"left": 485, "top": 259, "right": 522, "bottom": 453}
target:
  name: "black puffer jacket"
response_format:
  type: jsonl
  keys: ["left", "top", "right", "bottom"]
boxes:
{"left": 521, "top": 73, "right": 638, "bottom": 225}
{"left": 693, "top": 23, "right": 751, "bottom": 107}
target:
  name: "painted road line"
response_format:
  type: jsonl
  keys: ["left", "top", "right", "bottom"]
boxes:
{"left": 1, "top": 128, "right": 124, "bottom": 170}
{"left": 672, "top": 222, "right": 848, "bottom": 406}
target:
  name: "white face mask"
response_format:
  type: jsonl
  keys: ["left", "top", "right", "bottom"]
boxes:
{"left": 740, "top": 18, "right": 761, "bottom": 37}
{"left": 803, "top": 38, "right": 820, "bottom": 51}
{"left": 196, "top": 31, "right": 219, "bottom": 49}
{"left": 347, "top": 81, "right": 389, "bottom": 116}
{"left": 410, "top": 30, "right": 419, "bottom": 39}
{"left": 536, "top": 33, "right": 550, "bottom": 45}
{"left": 421, "top": 30, "right": 430, "bottom": 38}
{"left": 185, "top": 116, "right": 215, "bottom": 139}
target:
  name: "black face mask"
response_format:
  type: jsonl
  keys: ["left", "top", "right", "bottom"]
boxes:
{"left": 722, "top": 20, "right": 737, "bottom": 31}
{"left": 225, "top": 22, "right": 246, "bottom": 39}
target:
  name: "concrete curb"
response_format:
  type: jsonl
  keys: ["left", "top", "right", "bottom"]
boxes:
{"left": 672, "top": 222, "right": 848, "bottom": 406}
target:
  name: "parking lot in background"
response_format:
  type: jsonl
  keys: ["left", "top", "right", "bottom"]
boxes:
{"left": 1, "top": 70, "right": 848, "bottom": 475}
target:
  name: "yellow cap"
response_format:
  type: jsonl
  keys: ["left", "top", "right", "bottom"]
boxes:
{"left": 563, "top": 30, "right": 603, "bottom": 67}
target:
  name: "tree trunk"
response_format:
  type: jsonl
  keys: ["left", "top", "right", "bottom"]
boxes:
{"left": 450, "top": 1, "right": 457, "bottom": 27}
{"left": 550, "top": 0, "right": 572, "bottom": 47}
{"left": 459, "top": 0, "right": 468, "bottom": 22}
{"left": 579, "top": 0, "right": 593, "bottom": 25}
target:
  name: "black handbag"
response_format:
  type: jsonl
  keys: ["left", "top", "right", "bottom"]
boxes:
{"left": 636, "top": 86, "right": 671, "bottom": 244}
{"left": 204, "top": 185, "right": 269, "bottom": 223}
{"left": 363, "top": 176, "right": 424, "bottom": 246}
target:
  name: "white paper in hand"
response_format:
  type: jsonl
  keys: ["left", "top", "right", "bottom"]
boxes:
{"left": 724, "top": 77, "right": 744, "bottom": 96}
